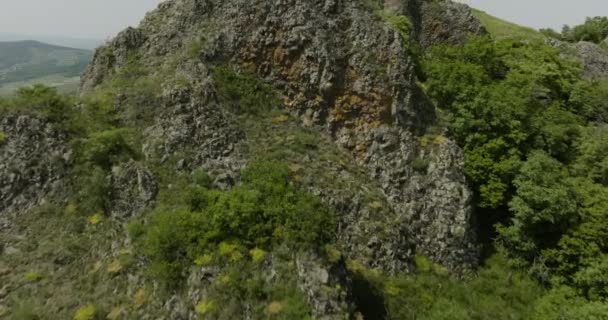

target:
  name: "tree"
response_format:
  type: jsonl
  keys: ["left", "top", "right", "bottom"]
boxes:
{"left": 499, "top": 151, "right": 578, "bottom": 260}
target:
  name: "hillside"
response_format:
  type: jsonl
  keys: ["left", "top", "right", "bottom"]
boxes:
{"left": 471, "top": 9, "right": 544, "bottom": 40}
{"left": 1, "top": 0, "right": 608, "bottom": 319}
{"left": 0, "top": 40, "right": 92, "bottom": 95}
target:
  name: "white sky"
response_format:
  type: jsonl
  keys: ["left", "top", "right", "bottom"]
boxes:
{"left": 0, "top": 0, "right": 607, "bottom": 39}
{"left": 0, "top": 0, "right": 158, "bottom": 39}
{"left": 469, "top": 0, "right": 608, "bottom": 31}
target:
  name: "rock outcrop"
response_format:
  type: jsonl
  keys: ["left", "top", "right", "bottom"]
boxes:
{"left": 552, "top": 39, "right": 608, "bottom": 80}
{"left": 81, "top": 0, "right": 480, "bottom": 272}
{"left": 572, "top": 41, "right": 608, "bottom": 80}
{"left": 109, "top": 160, "right": 158, "bottom": 219}
{"left": 0, "top": 115, "right": 70, "bottom": 229}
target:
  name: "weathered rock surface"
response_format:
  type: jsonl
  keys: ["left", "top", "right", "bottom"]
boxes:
{"left": 0, "top": 115, "right": 70, "bottom": 229}
{"left": 296, "top": 252, "right": 352, "bottom": 319}
{"left": 82, "top": 0, "right": 480, "bottom": 272}
{"left": 572, "top": 41, "right": 608, "bottom": 80}
{"left": 109, "top": 160, "right": 158, "bottom": 218}
{"left": 416, "top": 0, "right": 486, "bottom": 49}
{"left": 552, "top": 39, "right": 608, "bottom": 80}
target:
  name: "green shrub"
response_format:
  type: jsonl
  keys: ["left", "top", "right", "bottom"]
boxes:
{"left": 127, "top": 220, "right": 145, "bottom": 240}
{"left": 187, "top": 38, "right": 206, "bottom": 58}
{"left": 140, "top": 160, "right": 336, "bottom": 284}
{"left": 411, "top": 157, "right": 429, "bottom": 174}
{"left": 377, "top": 10, "right": 412, "bottom": 42}
{"left": 24, "top": 271, "right": 42, "bottom": 282}
{"left": 75, "top": 166, "right": 110, "bottom": 215}
{"left": 562, "top": 16, "right": 608, "bottom": 44}
{"left": 0, "top": 130, "right": 6, "bottom": 144}
{"left": 73, "top": 304, "right": 99, "bottom": 320}
{"left": 0, "top": 85, "right": 78, "bottom": 131}
{"left": 192, "top": 168, "right": 212, "bottom": 188}
{"left": 80, "top": 128, "right": 137, "bottom": 169}
{"left": 212, "top": 66, "right": 281, "bottom": 116}
{"left": 350, "top": 253, "right": 542, "bottom": 320}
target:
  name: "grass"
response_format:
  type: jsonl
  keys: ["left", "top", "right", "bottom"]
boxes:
{"left": 0, "top": 74, "right": 81, "bottom": 96}
{"left": 472, "top": 9, "right": 545, "bottom": 41}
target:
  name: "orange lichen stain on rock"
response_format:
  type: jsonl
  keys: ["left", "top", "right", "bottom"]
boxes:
{"left": 284, "top": 60, "right": 306, "bottom": 82}
{"left": 273, "top": 46, "right": 289, "bottom": 64}
{"left": 242, "top": 61, "right": 258, "bottom": 74}
{"left": 331, "top": 92, "right": 391, "bottom": 128}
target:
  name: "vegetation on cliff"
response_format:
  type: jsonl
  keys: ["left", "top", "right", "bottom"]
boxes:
{"left": 1, "top": 0, "right": 608, "bottom": 319}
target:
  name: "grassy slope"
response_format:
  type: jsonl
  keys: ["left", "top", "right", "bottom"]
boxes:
{"left": 0, "top": 75, "right": 81, "bottom": 96}
{"left": 471, "top": 9, "right": 545, "bottom": 40}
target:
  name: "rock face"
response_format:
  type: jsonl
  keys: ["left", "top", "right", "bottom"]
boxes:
{"left": 0, "top": 115, "right": 70, "bottom": 229}
{"left": 551, "top": 39, "right": 608, "bottom": 80}
{"left": 572, "top": 41, "right": 608, "bottom": 80}
{"left": 410, "top": 0, "right": 486, "bottom": 50}
{"left": 109, "top": 160, "right": 158, "bottom": 219}
{"left": 81, "top": 0, "right": 480, "bottom": 271}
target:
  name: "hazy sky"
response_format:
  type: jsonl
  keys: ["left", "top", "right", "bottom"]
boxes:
{"left": 0, "top": 0, "right": 607, "bottom": 39}
{"left": 0, "top": 0, "right": 158, "bottom": 39}
{"left": 469, "top": 0, "right": 608, "bottom": 31}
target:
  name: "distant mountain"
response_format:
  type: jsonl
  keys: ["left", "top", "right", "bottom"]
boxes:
{"left": 0, "top": 32, "right": 102, "bottom": 50}
{"left": 0, "top": 40, "right": 93, "bottom": 95}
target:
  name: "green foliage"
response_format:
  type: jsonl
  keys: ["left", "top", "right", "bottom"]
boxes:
{"left": 24, "top": 271, "right": 42, "bottom": 282}
{"left": 561, "top": 16, "right": 608, "bottom": 44}
{"left": 424, "top": 36, "right": 582, "bottom": 208}
{"left": 0, "top": 85, "right": 75, "bottom": 126}
{"left": 12, "top": 302, "right": 40, "bottom": 320}
{"left": 199, "top": 261, "right": 313, "bottom": 319}
{"left": 570, "top": 80, "right": 608, "bottom": 123}
{"left": 531, "top": 286, "right": 608, "bottom": 320}
{"left": 140, "top": 160, "right": 336, "bottom": 284}
{"left": 212, "top": 66, "right": 281, "bottom": 116}
{"left": 80, "top": 128, "right": 137, "bottom": 169}
{"left": 351, "top": 253, "right": 543, "bottom": 320}
{"left": 471, "top": 9, "right": 545, "bottom": 41}
{"left": 127, "top": 220, "right": 145, "bottom": 240}
{"left": 424, "top": 32, "right": 608, "bottom": 304}
{"left": 377, "top": 10, "right": 412, "bottom": 42}
{"left": 74, "top": 166, "right": 110, "bottom": 215}
{"left": 73, "top": 304, "right": 99, "bottom": 320}
{"left": 498, "top": 151, "right": 578, "bottom": 260}
{"left": 540, "top": 28, "right": 563, "bottom": 40}
{"left": 410, "top": 157, "right": 429, "bottom": 174}
{"left": 572, "top": 125, "right": 608, "bottom": 184}
{"left": 92, "top": 53, "right": 161, "bottom": 126}
{"left": 192, "top": 168, "right": 213, "bottom": 188}
{"left": 187, "top": 38, "right": 206, "bottom": 58}
{"left": 0, "top": 130, "right": 6, "bottom": 144}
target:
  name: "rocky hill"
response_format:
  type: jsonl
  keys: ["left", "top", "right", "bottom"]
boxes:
{"left": 2, "top": 0, "right": 608, "bottom": 319}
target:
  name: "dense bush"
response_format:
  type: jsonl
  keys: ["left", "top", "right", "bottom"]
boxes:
{"left": 542, "top": 16, "right": 608, "bottom": 44}
{"left": 142, "top": 160, "right": 336, "bottom": 283}
{"left": 0, "top": 85, "right": 75, "bottom": 126}
{"left": 80, "top": 128, "right": 138, "bottom": 169}
{"left": 423, "top": 35, "right": 608, "bottom": 306}
{"left": 350, "top": 253, "right": 543, "bottom": 320}
{"left": 424, "top": 36, "right": 582, "bottom": 209}
{"left": 565, "top": 17, "right": 608, "bottom": 44}
{"left": 212, "top": 66, "right": 281, "bottom": 116}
